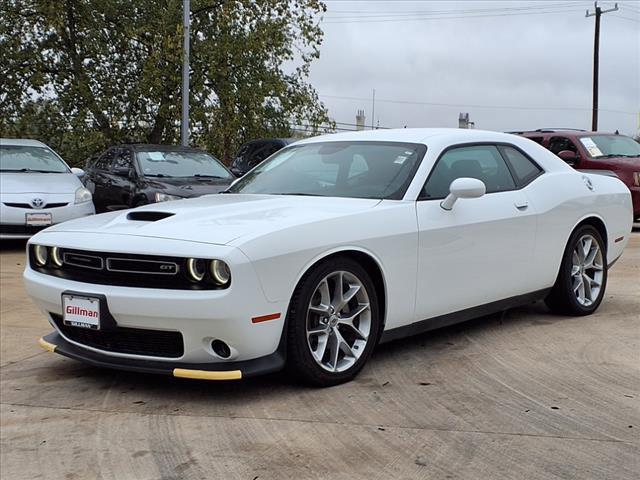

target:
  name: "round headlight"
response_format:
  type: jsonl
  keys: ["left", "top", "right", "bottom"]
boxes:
{"left": 51, "top": 247, "right": 63, "bottom": 267}
{"left": 210, "top": 259, "right": 231, "bottom": 285}
{"left": 33, "top": 245, "right": 48, "bottom": 266}
{"left": 186, "top": 258, "right": 206, "bottom": 282}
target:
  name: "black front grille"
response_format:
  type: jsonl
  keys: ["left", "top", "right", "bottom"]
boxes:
{"left": 3, "top": 202, "right": 68, "bottom": 209}
{"left": 1, "top": 224, "right": 49, "bottom": 235}
{"left": 64, "top": 252, "right": 104, "bottom": 270}
{"left": 51, "top": 313, "right": 184, "bottom": 358}
{"left": 29, "top": 247, "right": 222, "bottom": 290}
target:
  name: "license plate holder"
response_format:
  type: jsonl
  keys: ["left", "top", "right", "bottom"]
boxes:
{"left": 62, "top": 294, "right": 101, "bottom": 330}
{"left": 25, "top": 212, "right": 52, "bottom": 226}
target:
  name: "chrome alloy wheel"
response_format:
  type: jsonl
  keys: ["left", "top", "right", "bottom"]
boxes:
{"left": 571, "top": 234, "right": 604, "bottom": 307}
{"left": 306, "top": 271, "right": 371, "bottom": 373}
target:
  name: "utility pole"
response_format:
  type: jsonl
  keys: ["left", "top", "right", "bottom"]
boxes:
{"left": 181, "top": 0, "right": 190, "bottom": 146}
{"left": 586, "top": 1, "right": 618, "bottom": 132}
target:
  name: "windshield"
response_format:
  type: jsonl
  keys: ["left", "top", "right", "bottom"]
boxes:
{"left": 137, "top": 150, "right": 232, "bottom": 179}
{"left": 578, "top": 135, "right": 640, "bottom": 158}
{"left": 228, "top": 141, "right": 427, "bottom": 199}
{"left": 0, "top": 146, "right": 69, "bottom": 173}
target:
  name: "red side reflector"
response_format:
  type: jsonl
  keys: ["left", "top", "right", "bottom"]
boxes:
{"left": 252, "top": 313, "right": 281, "bottom": 324}
{"left": 614, "top": 236, "right": 624, "bottom": 243}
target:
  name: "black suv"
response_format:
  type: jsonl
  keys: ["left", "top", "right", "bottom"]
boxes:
{"left": 230, "top": 138, "right": 295, "bottom": 177}
{"left": 84, "top": 144, "right": 234, "bottom": 212}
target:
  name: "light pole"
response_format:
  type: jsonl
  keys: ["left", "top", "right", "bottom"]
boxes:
{"left": 181, "top": 0, "right": 190, "bottom": 146}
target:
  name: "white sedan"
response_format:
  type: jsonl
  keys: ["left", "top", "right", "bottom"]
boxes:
{"left": 25, "top": 129, "right": 633, "bottom": 386}
{"left": 1, "top": 139, "right": 95, "bottom": 239}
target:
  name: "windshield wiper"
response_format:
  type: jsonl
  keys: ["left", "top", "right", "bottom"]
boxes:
{"left": 145, "top": 173, "right": 172, "bottom": 177}
{"left": 1, "top": 168, "right": 61, "bottom": 173}
{"left": 277, "top": 192, "right": 323, "bottom": 197}
{"left": 193, "top": 174, "right": 225, "bottom": 179}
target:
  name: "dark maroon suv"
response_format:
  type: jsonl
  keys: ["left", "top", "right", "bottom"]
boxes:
{"left": 516, "top": 129, "right": 640, "bottom": 221}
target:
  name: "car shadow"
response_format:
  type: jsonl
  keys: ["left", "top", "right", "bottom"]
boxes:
{"left": 40, "top": 301, "right": 554, "bottom": 399}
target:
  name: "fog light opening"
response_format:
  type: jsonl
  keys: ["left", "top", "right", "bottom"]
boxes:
{"left": 211, "top": 339, "right": 231, "bottom": 359}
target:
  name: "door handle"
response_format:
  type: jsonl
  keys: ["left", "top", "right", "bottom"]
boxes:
{"left": 515, "top": 201, "right": 529, "bottom": 210}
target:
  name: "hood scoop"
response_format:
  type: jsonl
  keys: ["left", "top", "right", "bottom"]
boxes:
{"left": 126, "top": 211, "right": 175, "bottom": 222}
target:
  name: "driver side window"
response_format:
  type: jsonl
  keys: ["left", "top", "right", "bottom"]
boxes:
{"left": 549, "top": 136, "right": 578, "bottom": 155}
{"left": 112, "top": 149, "right": 133, "bottom": 172}
{"left": 421, "top": 145, "right": 516, "bottom": 200}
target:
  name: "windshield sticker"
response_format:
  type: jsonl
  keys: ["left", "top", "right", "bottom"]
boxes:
{"left": 147, "top": 151, "right": 165, "bottom": 161}
{"left": 394, "top": 155, "right": 408, "bottom": 164}
{"left": 579, "top": 138, "right": 604, "bottom": 157}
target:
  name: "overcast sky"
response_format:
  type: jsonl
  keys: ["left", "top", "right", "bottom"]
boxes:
{"left": 308, "top": 0, "right": 640, "bottom": 135}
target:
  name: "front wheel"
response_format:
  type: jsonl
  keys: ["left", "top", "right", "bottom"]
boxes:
{"left": 545, "top": 225, "right": 607, "bottom": 315}
{"left": 286, "top": 257, "right": 380, "bottom": 387}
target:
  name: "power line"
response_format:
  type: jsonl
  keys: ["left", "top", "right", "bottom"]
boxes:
{"left": 322, "top": 6, "right": 586, "bottom": 24}
{"left": 319, "top": 94, "right": 636, "bottom": 115}
{"left": 323, "top": 2, "right": 587, "bottom": 18}
{"left": 610, "top": 13, "right": 640, "bottom": 21}
{"left": 619, "top": 3, "right": 640, "bottom": 14}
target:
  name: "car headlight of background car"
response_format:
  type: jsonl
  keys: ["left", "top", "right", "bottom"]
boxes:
{"left": 154, "top": 192, "right": 183, "bottom": 202}
{"left": 74, "top": 186, "right": 92, "bottom": 204}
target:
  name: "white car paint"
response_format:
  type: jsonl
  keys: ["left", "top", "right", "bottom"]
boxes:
{"left": 24, "top": 129, "right": 633, "bottom": 375}
{"left": 1, "top": 139, "right": 95, "bottom": 239}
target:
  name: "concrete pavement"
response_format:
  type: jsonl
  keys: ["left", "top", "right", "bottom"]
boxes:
{"left": 1, "top": 233, "right": 638, "bottom": 479}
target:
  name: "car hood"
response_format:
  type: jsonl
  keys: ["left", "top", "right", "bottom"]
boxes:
{"left": 0, "top": 172, "right": 82, "bottom": 194}
{"left": 43, "top": 194, "right": 382, "bottom": 245}
{"left": 141, "top": 176, "right": 233, "bottom": 197}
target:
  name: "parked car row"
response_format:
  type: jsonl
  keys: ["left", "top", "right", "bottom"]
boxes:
{"left": 2, "top": 129, "right": 638, "bottom": 240}
{"left": 0, "top": 138, "right": 293, "bottom": 238}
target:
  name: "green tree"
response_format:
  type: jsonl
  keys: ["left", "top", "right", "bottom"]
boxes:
{"left": 0, "top": 0, "right": 332, "bottom": 165}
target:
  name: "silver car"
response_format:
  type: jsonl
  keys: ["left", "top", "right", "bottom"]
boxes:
{"left": 0, "top": 139, "right": 95, "bottom": 239}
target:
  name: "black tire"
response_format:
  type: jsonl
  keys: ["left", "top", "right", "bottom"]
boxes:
{"left": 286, "top": 256, "right": 381, "bottom": 387}
{"left": 545, "top": 225, "right": 607, "bottom": 316}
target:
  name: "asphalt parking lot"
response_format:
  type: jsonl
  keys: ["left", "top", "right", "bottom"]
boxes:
{"left": 1, "top": 232, "right": 638, "bottom": 480}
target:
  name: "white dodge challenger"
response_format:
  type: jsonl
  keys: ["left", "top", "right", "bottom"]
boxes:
{"left": 25, "top": 129, "right": 633, "bottom": 386}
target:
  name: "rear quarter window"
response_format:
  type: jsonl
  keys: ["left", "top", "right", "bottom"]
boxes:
{"left": 499, "top": 146, "right": 543, "bottom": 187}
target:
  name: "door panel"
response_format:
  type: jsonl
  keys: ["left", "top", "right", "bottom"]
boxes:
{"left": 107, "top": 148, "right": 136, "bottom": 209}
{"left": 414, "top": 143, "right": 538, "bottom": 322}
{"left": 88, "top": 149, "right": 116, "bottom": 212}
{"left": 415, "top": 191, "right": 537, "bottom": 321}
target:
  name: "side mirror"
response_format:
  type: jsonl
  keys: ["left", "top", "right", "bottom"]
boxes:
{"left": 113, "top": 166, "right": 132, "bottom": 177}
{"left": 440, "top": 177, "right": 486, "bottom": 211}
{"left": 557, "top": 150, "right": 579, "bottom": 165}
{"left": 71, "top": 167, "right": 85, "bottom": 178}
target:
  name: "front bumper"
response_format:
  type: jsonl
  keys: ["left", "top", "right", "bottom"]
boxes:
{"left": 24, "top": 232, "right": 289, "bottom": 373}
{"left": 0, "top": 200, "right": 94, "bottom": 239}
{"left": 39, "top": 331, "right": 285, "bottom": 380}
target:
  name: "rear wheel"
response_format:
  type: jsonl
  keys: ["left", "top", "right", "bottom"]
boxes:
{"left": 286, "top": 257, "right": 380, "bottom": 386}
{"left": 545, "top": 225, "right": 607, "bottom": 315}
